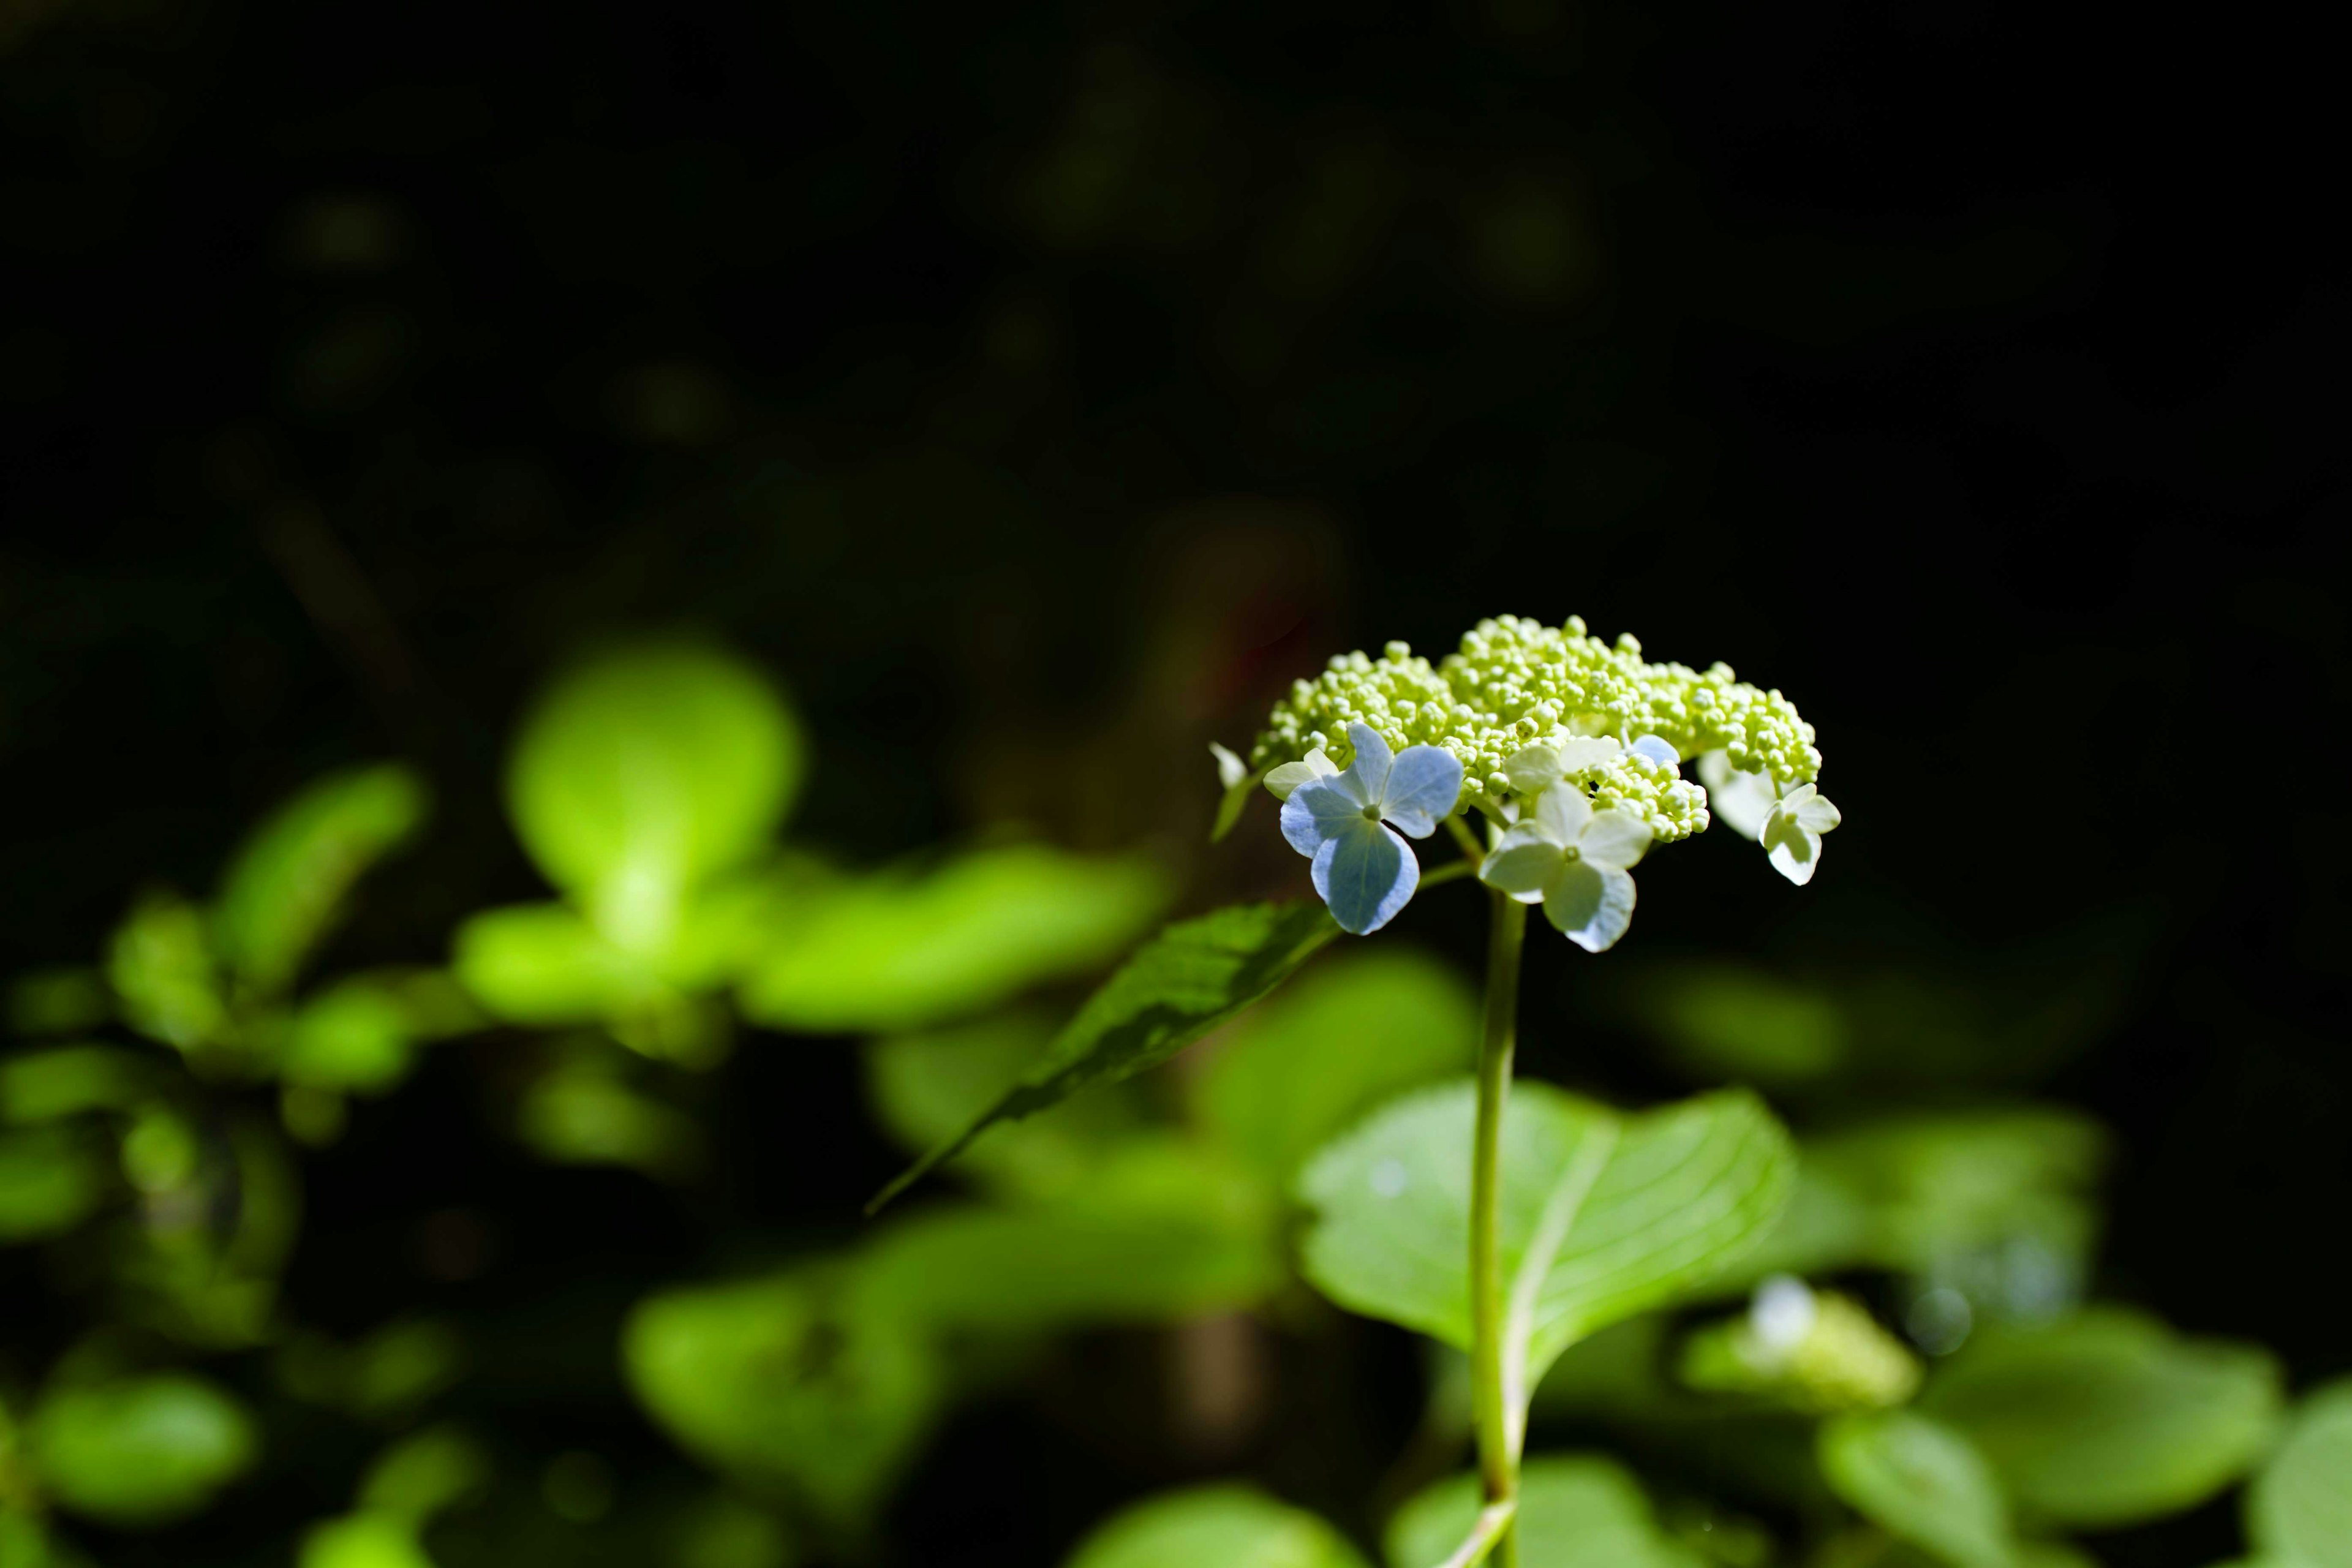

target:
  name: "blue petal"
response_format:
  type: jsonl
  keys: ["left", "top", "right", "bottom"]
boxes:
{"left": 1340, "top": 722, "right": 1395, "bottom": 804}
{"left": 1629, "top": 735, "right": 1681, "bottom": 772}
{"left": 1379, "top": 744, "right": 1464, "bottom": 838}
{"left": 1281, "top": 777, "right": 1368, "bottom": 857}
{"left": 1311, "top": 816, "right": 1418, "bottom": 935}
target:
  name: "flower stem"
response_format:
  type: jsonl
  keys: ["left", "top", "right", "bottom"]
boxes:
{"left": 1470, "top": 888, "right": 1528, "bottom": 1568}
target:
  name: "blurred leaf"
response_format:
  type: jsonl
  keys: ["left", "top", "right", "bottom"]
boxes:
{"left": 1918, "top": 1306, "right": 2282, "bottom": 1528}
{"left": 739, "top": 844, "right": 1173, "bottom": 1034}
{"left": 26, "top": 1373, "right": 258, "bottom": 1526}
{"left": 298, "top": 1514, "right": 435, "bottom": 1568}
{"left": 213, "top": 763, "right": 429, "bottom": 995}
{"left": 279, "top": 971, "right": 478, "bottom": 1093}
{"left": 2247, "top": 1378, "right": 2352, "bottom": 1567}
{"left": 675, "top": 1493, "right": 800, "bottom": 1568}
{"left": 517, "top": 1058, "right": 706, "bottom": 1181}
{"left": 507, "top": 644, "right": 804, "bottom": 951}
{"left": 0, "top": 1124, "right": 108, "bottom": 1241}
{"left": 1298, "top": 1082, "right": 1792, "bottom": 1392}
{"left": 857, "top": 1142, "right": 1280, "bottom": 1331}
{"left": 107, "top": 891, "right": 228, "bottom": 1053}
{"left": 358, "top": 1426, "right": 488, "bottom": 1520}
{"left": 6, "top": 968, "right": 111, "bottom": 1036}
{"left": 0, "top": 1045, "right": 159, "bottom": 1122}
{"left": 451, "top": 902, "right": 654, "bottom": 1026}
{"left": 625, "top": 1268, "right": 942, "bottom": 1528}
{"left": 1818, "top": 1411, "right": 2013, "bottom": 1568}
{"left": 1194, "top": 946, "right": 1477, "bottom": 1185}
{"left": 872, "top": 901, "right": 1339, "bottom": 1212}
{"left": 0, "top": 1514, "right": 93, "bottom": 1568}
{"left": 1066, "top": 1485, "right": 1368, "bottom": 1568}
{"left": 1386, "top": 1455, "right": 1700, "bottom": 1568}
{"left": 863, "top": 1011, "right": 1139, "bottom": 1199}
{"left": 277, "top": 1319, "right": 467, "bottom": 1421}
{"left": 1679, "top": 1286, "right": 1920, "bottom": 1415}
{"left": 1613, "top": 962, "right": 1849, "bottom": 1084}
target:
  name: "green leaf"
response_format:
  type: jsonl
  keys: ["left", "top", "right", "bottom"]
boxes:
{"left": 869, "top": 901, "right": 1340, "bottom": 1212}
{"left": 1818, "top": 1411, "right": 2015, "bottom": 1568}
{"left": 26, "top": 1373, "right": 258, "bottom": 1526}
{"left": 1385, "top": 1456, "right": 1700, "bottom": 1568}
{"left": 279, "top": 971, "right": 480, "bottom": 1093}
{"left": 739, "top": 844, "right": 1174, "bottom": 1034}
{"left": 357, "top": 1427, "right": 489, "bottom": 1520}
{"left": 298, "top": 1514, "right": 436, "bottom": 1568}
{"left": 1066, "top": 1486, "right": 1369, "bottom": 1568}
{"left": 1918, "top": 1306, "right": 2283, "bottom": 1528}
{"left": 856, "top": 1142, "right": 1280, "bottom": 1332}
{"left": 0, "top": 1045, "right": 160, "bottom": 1123}
{"left": 106, "top": 889, "right": 228, "bottom": 1052}
{"left": 450, "top": 902, "right": 653, "bottom": 1025}
{"left": 517, "top": 1056, "right": 707, "bottom": 1181}
{"left": 507, "top": 644, "right": 804, "bottom": 950}
{"left": 864, "top": 1011, "right": 1140, "bottom": 1199}
{"left": 1194, "top": 946, "right": 1477, "bottom": 1185}
{"left": 213, "top": 763, "right": 429, "bottom": 994}
{"left": 624, "top": 1267, "right": 942, "bottom": 1528}
{"left": 7, "top": 967, "right": 113, "bottom": 1035}
{"left": 1297, "top": 1082, "right": 1793, "bottom": 1413}
{"left": 2246, "top": 1378, "right": 2352, "bottom": 1567}
{"left": 0, "top": 1125, "right": 109, "bottom": 1242}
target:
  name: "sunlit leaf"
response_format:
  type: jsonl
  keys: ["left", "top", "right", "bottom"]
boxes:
{"left": 0, "top": 1124, "right": 109, "bottom": 1241}
{"left": 1819, "top": 1411, "right": 2014, "bottom": 1568}
{"left": 871, "top": 901, "right": 1339, "bottom": 1211}
{"left": 1918, "top": 1306, "right": 2282, "bottom": 1528}
{"left": 213, "top": 763, "right": 429, "bottom": 994}
{"left": 107, "top": 890, "right": 228, "bottom": 1052}
{"left": 507, "top": 644, "right": 804, "bottom": 951}
{"left": 26, "top": 1373, "right": 258, "bottom": 1526}
{"left": 279, "top": 971, "right": 480, "bottom": 1093}
{"left": 1066, "top": 1485, "right": 1368, "bottom": 1568}
{"left": 740, "top": 844, "right": 1173, "bottom": 1034}
{"left": 2244, "top": 1376, "right": 2351, "bottom": 1566}
{"left": 1298, "top": 1082, "right": 1792, "bottom": 1414}
{"left": 450, "top": 902, "right": 654, "bottom": 1025}
{"left": 298, "top": 1513, "right": 435, "bottom": 1568}
{"left": 0, "top": 1044, "right": 160, "bottom": 1123}
{"left": 858, "top": 1142, "right": 1280, "bottom": 1331}
{"left": 625, "top": 1268, "right": 942, "bottom": 1528}
{"left": 1194, "top": 946, "right": 1477, "bottom": 1185}
{"left": 1385, "top": 1455, "right": 1700, "bottom": 1568}
{"left": 864, "top": 1010, "right": 1139, "bottom": 1199}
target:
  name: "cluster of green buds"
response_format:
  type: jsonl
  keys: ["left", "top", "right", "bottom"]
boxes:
{"left": 1214, "top": 614, "right": 1839, "bottom": 942}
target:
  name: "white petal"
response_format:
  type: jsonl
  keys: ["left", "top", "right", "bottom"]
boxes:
{"left": 1210, "top": 742, "right": 1247, "bottom": 791}
{"left": 1532, "top": 786, "right": 1592, "bottom": 845}
{"left": 1554, "top": 736, "right": 1623, "bottom": 774}
{"left": 1379, "top": 744, "right": 1465, "bottom": 839}
{"left": 1796, "top": 793, "right": 1842, "bottom": 834}
{"left": 1777, "top": 782, "right": 1818, "bottom": 811}
{"left": 1262, "top": 748, "right": 1338, "bottom": 801}
{"left": 1544, "top": 861, "right": 1637, "bottom": 952}
{"left": 1479, "top": 826, "right": 1564, "bottom": 902}
{"left": 1697, "top": 750, "right": 1773, "bottom": 842}
{"left": 1502, "top": 742, "right": 1566, "bottom": 796}
{"left": 1762, "top": 813, "right": 1822, "bottom": 886}
{"left": 1577, "top": 809, "right": 1653, "bottom": 871}
{"left": 1341, "top": 722, "right": 1394, "bottom": 802}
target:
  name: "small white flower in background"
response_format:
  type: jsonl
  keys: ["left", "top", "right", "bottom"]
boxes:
{"left": 1208, "top": 743, "right": 1256, "bottom": 843}
{"left": 1747, "top": 1275, "right": 1820, "bottom": 1369}
{"left": 1697, "top": 749, "right": 1777, "bottom": 840}
{"left": 1761, "top": 782, "right": 1841, "bottom": 887}
{"left": 1264, "top": 747, "right": 1338, "bottom": 800}
{"left": 1476, "top": 780, "right": 1653, "bottom": 952}
{"left": 1279, "top": 723, "right": 1464, "bottom": 935}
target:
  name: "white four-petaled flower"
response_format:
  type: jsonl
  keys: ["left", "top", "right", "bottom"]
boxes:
{"left": 1278, "top": 723, "right": 1463, "bottom": 935}
{"left": 1760, "top": 782, "right": 1841, "bottom": 887}
{"left": 1477, "top": 786, "right": 1653, "bottom": 952}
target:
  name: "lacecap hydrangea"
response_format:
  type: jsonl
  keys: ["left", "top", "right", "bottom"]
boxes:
{"left": 1217, "top": 615, "right": 1839, "bottom": 941}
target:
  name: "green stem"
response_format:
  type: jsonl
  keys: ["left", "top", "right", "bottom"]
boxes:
{"left": 1470, "top": 888, "right": 1528, "bottom": 1568}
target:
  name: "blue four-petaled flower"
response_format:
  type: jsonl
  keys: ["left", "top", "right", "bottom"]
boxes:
{"left": 1278, "top": 723, "right": 1464, "bottom": 935}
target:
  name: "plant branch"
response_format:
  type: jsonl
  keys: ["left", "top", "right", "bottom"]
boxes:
{"left": 1469, "top": 889, "right": 1528, "bottom": 1567}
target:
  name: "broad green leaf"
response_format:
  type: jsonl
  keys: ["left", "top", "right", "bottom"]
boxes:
{"left": 863, "top": 1011, "right": 1140, "bottom": 1199}
{"left": 2247, "top": 1378, "right": 2352, "bottom": 1567}
{"left": 27, "top": 1373, "right": 258, "bottom": 1526}
{"left": 507, "top": 644, "right": 804, "bottom": 951}
{"left": 1385, "top": 1456, "right": 1700, "bottom": 1568}
{"left": 870, "top": 901, "right": 1340, "bottom": 1211}
{"left": 298, "top": 1514, "right": 435, "bottom": 1568}
{"left": 213, "top": 763, "right": 429, "bottom": 993}
{"left": 624, "top": 1268, "right": 942, "bottom": 1527}
{"left": 451, "top": 903, "right": 655, "bottom": 1025}
{"left": 0, "top": 1125, "right": 109, "bottom": 1242}
{"left": 1067, "top": 1485, "right": 1368, "bottom": 1568}
{"left": 107, "top": 889, "right": 228, "bottom": 1052}
{"left": 0, "top": 1045, "right": 160, "bottom": 1123}
{"left": 1818, "top": 1411, "right": 2014, "bottom": 1568}
{"left": 1194, "top": 946, "right": 1477, "bottom": 1185}
{"left": 1918, "top": 1306, "right": 2282, "bottom": 1528}
{"left": 857, "top": 1142, "right": 1280, "bottom": 1332}
{"left": 1298, "top": 1081, "right": 1793, "bottom": 1425}
{"left": 739, "top": 844, "right": 1173, "bottom": 1034}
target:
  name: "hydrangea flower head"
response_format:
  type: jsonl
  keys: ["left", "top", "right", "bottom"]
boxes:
{"left": 1277, "top": 723, "right": 1463, "bottom": 935}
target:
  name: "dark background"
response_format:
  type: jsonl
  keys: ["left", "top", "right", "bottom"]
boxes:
{"left": 2, "top": 1, "right": 2345, "bottom": 1564}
